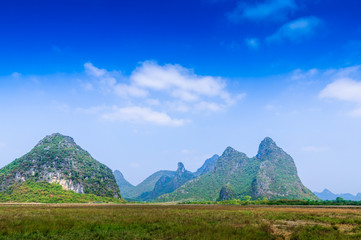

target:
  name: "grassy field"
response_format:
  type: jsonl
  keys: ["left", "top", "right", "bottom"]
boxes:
{"left": 1, "top": 204, "right": 361, "bottom": 239}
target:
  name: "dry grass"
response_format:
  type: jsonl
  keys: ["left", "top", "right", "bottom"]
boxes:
{"left": 1, "top": 204, "right": 361, "bottom": 239}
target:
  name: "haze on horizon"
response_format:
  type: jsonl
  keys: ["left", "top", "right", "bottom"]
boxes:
{"left": 0, "top": 0, "right": 361, "bottom": 194}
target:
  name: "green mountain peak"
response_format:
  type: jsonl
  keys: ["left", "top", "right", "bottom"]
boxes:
{"left": 157, "top": 137, "right": 318, "bottom": 202}
{"left": 0, "top": 133, "right": 121, "bottom": 198}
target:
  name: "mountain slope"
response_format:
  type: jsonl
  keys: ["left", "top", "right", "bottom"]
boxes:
{"left": 122, "top": 170, "right": 176, "bottom": 199}
{"left": 139, "top": 162, "right": 195, "bottom": 201}
{"left": 252, "top": 137, "right": 315, "bottom": 200}
{"left": 0, "top": 180, "right": 124, "bottom": 203}
{"left": 0, "top": 133, "right": 121, "bottom": 198}
{"left": 113, "top": 170, "right": 134, "bottom": 197}
{"left": 157, "top": 147, "right": 259, "bottom": 201}
{"left": 157, "top": 137, "right": 317, "bottom": 202}
{"left": 195, "top": 154, "right": 219, "bottom": 177}
{"left": 117, "top": 155, "right": 220, "bottom": 200}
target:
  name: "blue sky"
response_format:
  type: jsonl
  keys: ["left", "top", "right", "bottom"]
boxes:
{"left": 1, "top": 0, "right": 361, "bottom": 194}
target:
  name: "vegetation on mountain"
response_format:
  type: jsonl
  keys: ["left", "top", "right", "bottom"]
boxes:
{"left": 117, "top": 155, "right": 221, "bottom": 200}
{"left": 194, "top": 154, "right": 219, "bottom": 177}
{"left": 0, "top": 133, "right": 121, "bottom": 198}
{"left": 113, "top": 170, "right": 134, "bottom": 197}
{"left": 157, "top": 137, "right": 317, "bottom": 202}
{"left": 218, "top": 184, "right": 236, "bottom": 201}
{"left": 0, "top": 180, "right": 124, "bottom": 203}
{"left": 120, "top": 170, "right": 176, "bottom": 199}
{"left": 140, "top": 162, "right": 195, "bottom": 201}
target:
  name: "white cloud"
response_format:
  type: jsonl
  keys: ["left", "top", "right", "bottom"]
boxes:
{"left": 81, "top": 61, "right": 244, "bottom": 126}
{"left": 291, "top": 68, "right": 319, "bottom": 81}
{"left": 245, "top": 38, "right": 260, "bottom": 50}
{"left": 84, "top": 61, "right": 234, "bottom": 103}
{"left": 102, "top": 106, "right": 189, "bottom": 127}
{"left": 320, "top": 78, "right": 361, "bottom": 115}
{"left": 84, "top": 62, "right": 148, "bottom": 98}
{"left": 113, "top": 84, "right": 148, "bottom": 98}
{"left": 80, "top": 81, "right": 94, "bottom": 91}
{"left": 320, "top": 78, "right": 361, "bottom": 104}
{"left": 267, "top": 16, "right": 322, "bottom": 43}
{"left": 195, "top": 101, "right": 223, "bottom": 112}
{"left": 228, "top": 0, "right": 297, "bottom": 22}
{"left": 84, "top": 62, "right": 107, "bottom": 77}
{"left": 317, "top": 65, "right": 361, "bottom": 116}
{"left": 131, "top": 61, "right": 227, "bottom": 101}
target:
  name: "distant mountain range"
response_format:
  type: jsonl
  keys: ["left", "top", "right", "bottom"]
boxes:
{"left": 115, "top": 155, "right": 219, "bottom": 201}
{"left": 116, "top": 138, "right": 317, "bottom": 202}
{"left": 0, "top": 133, "right": 322, "bottom": 203}
{"left": 157, "top": 138, "right": 317, "bottom": 202}
{"left": 314, "top": 189, "right": 361, "bottom": 201}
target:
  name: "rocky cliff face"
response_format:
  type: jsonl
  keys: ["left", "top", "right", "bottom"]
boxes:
{"left": 0, "top": 133, "right": 121, "bottom": 198}
{"left": 252, "top": 137, "right": 315, "bottom": 199}
{"left": 218, "top": 184, "right": 236, "bottom": 200}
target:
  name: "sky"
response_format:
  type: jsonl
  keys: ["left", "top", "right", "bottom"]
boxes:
{"left": 1, "top": 0, "right": 361, "bottom": 194}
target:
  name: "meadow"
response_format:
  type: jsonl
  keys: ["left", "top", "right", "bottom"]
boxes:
{"left": 1, "top": 204, "right": 361, "bottom": 240}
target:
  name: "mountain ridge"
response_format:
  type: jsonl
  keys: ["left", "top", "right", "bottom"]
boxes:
{"left": 314, "top": 189, "right": 361, "bottom": 201}
{"left": 115, "top": 155, "right": 221, "bottom": 201}
{"left": 157, "top": 137, "right": 317, "bottom": 202}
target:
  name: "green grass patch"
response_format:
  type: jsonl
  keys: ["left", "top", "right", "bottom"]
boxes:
{"left": 0, "top": 181, "right": 124, "bottom": 203}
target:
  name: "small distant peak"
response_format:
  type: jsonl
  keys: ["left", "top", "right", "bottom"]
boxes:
{"left": 177, "top": 162, "right": 185, "bottom": 172}
{"left": 322, "top": 188, "right": 333, "bottom": 194}
{"left": 114, "top": 170, "right": 124, "bottom": 178}
{"left": 211, "top": 154, "right": 220, "bottom": 159}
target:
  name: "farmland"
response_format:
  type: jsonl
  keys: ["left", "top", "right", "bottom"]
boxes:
{"left": 1, "top": 204, "right": 361, "bottom": 239}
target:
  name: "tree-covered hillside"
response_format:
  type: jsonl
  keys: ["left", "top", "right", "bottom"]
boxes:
{"left": 157, "top": 138, "right": 317, "bottom": 202}
{"left": 0, "top": 180, "right": 124, "bottom": 203}
{"left": 0, "top": 133, "right": 121, "bottom": 198}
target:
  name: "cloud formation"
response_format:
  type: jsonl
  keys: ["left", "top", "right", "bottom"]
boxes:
{"left": 102, "top": 106, "right": 188, "bottom": 127}
{"left": 320, "top": 78, "right": 361, "bottom": 116}
{"left": 130, "top": 61, "right": 229, "bottom": 102}
{"left": 84, "top": 63, "right": 148, "bottom": 98}
{"left": 228, "top": 0, "right": 297, "bottom": 22}
{"left": 82, "top": 61, "right": 243, "bottom": 126}
{"left": 267, "top": 16, "right": 322, "bottom": 43}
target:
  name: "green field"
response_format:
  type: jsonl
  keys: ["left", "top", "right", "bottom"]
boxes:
{"left": 1, "top": 204, "right": 361, "bottom": 239}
